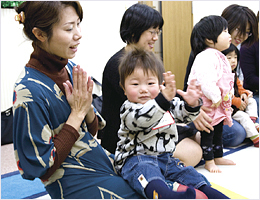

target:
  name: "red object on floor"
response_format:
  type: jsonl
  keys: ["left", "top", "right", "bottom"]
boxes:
{"left": 173, "top": 182, "right": 208, "bottom": 199}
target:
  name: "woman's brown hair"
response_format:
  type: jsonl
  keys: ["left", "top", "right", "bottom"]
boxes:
{"left": 15, "top": 1, "right": 83, "bottom": 45}
{"left": 221, "top": 4, "right": 258, "bottom": 47}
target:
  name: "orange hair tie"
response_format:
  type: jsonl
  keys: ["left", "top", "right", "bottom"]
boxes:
{"left": 14, "top": 11, "right": 25, "bottom": 24}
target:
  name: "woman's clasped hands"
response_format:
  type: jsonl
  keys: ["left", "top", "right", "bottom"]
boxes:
{"left": 63, "top": 65, "right": 94, "bottom": 130}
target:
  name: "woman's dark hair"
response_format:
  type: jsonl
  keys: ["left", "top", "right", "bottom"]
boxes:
{"left": 119, "top": 48, "right": 165, "bottom": 89}
{"left": 190, "top": 15, "right": 228, "bottom": 57}
{"left": 221, "top": 43, "right": 240, "bottom": 97}
{"left": 15, "top": 1, "right": 83, "bottom": 45}
{"left": 120, "top": 3, "right": 164, "bottom": 44}
{"left": 221, "top": 4, "right": 258, "bottom": 47}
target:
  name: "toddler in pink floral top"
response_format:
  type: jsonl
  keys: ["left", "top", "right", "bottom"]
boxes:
{"left": 188, "top": 15, "right": 236, "bottom": 173}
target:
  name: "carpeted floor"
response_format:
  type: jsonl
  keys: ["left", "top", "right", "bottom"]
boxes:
{"left": 1, "top": 143, "right": 51, "bottom": 199}
{"left": 1, "top": 141, "right": 259, "bottom": 199}
{"left": 196, "top": 142, "right": 259, "bottom": 199}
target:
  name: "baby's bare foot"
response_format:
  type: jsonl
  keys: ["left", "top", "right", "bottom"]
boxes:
{"left": 205, "top": 160, "right": 222, "bottom": 173}
{"left": 214, "top": 157, "right": 236, "bottom": 165}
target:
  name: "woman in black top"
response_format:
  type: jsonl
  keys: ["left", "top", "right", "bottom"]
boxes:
{"left": 101, "top": 3, "right": 206, "bottom": 167}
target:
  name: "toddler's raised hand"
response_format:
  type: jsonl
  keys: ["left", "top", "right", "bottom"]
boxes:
{"left": 160, "top": 71, "right": 176, "bottom": 101}
{"left": 177, "top": 79, "right": 202, "bottom": 107}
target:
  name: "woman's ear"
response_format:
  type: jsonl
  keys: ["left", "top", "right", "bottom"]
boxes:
{"left": 32, "top": 27, "right": 47, "bottom": 43}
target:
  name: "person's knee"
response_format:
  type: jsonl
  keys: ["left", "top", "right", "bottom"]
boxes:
{"left": 174, "top": 138, "right": 202, "bottom": 167}
{"left": 222, "top": 121, "right": 246, "bottom": 147}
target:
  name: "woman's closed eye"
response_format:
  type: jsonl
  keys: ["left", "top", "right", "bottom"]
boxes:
{"left": 65, "top": 21, "right": 81, "bottom": 32}
{"left": 66, "top": 27, "right": 73, "bottom": 31}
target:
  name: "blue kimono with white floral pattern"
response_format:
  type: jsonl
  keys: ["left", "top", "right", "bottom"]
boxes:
{"left": 13, "top": 60, "right": 142, "bottom": 199}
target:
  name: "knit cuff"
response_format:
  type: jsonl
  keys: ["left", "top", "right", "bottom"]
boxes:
{"left": 87, "top": 115, "right": 98, "bottom": 136}
{"left": 40, "top": 124, "right": 79, "bottom": 180}
{"left": 184, "top": 98, "right": 203, "bottom": 113}
{"left": 155, "top": 93, "right": 171, "bottom": 111}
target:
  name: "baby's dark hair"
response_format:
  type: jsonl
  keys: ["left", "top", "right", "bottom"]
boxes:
{"left": 119, "top": 48, "right": 165, "bottom": 90}
{"left": 221, "top": 43, "right": 239, "bottom": 97}
{"left": 191, "top": 15, "right": 228, "bottom": 57}
{"left": 221, "top": 43, "right": 240, "bottom": 63}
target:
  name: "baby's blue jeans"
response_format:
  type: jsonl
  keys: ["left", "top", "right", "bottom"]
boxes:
{"left": 120, "top": 153, "right": 209, "bottom": 198}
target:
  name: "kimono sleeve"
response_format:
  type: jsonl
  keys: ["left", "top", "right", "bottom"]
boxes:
{"left": 93, "top": 106, "right": 106, "bottom": 130}
{"left": 13, "top": 86, "right": 56, "bottom": 180}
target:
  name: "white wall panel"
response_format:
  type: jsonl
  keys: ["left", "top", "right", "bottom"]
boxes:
{"left": 1, "top": 1, "right": 137, "bottom": 111}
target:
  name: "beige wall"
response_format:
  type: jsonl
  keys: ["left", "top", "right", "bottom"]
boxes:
{"left": 162, "top": 1, "right": 193, "bottom": 90}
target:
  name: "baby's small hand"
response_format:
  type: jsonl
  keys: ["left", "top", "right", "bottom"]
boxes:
{"left": 160, "top": 71, "right": 176, "bottom": 101}
{"left": 247, "top": 90, "right": 253, "bottom": 98}
{"left": 239, "top": 100, "right": 247, "bottom": 111}
{"left": 177, "top": 79, "right": 202, "bottom": 107}
{"left": 211, "top": 99, "right": 222, "bottom": 108}
{"left": 241, "top": 93, "right": 248, "bottom": 105}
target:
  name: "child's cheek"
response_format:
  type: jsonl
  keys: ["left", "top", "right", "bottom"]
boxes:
{"left": 151, "top": 87, "right": 160, "bottom": 99}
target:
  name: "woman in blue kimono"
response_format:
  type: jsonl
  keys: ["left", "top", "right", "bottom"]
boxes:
{"left": 13, "top": 1, "right": 142, "bottom": 199}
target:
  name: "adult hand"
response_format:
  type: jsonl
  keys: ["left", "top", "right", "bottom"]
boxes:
{"left": 63, "top": 65, "right": 93, "bottom": 129}
{"left": 160, "top": 71, "right": 176, "bottom": 101}
{"left": 193, "top": 106, "right": 214, "bottom": 133}
{"left": 177, "top": 79, "right": 202, "bottom": 107}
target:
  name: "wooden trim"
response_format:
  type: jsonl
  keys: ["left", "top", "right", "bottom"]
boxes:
{"left": 139, "top": 1, "right": 155, "bottom": 8}
{"left": 162, "top": 1, "right": 193, "bottom": 89}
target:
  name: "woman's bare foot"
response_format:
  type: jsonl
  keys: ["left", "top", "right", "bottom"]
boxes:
{"left": 214, "top": 157, "right": 236, "bottom": 165}
{"left": 205, "top": 160, "right": 222, "bottom": 173}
